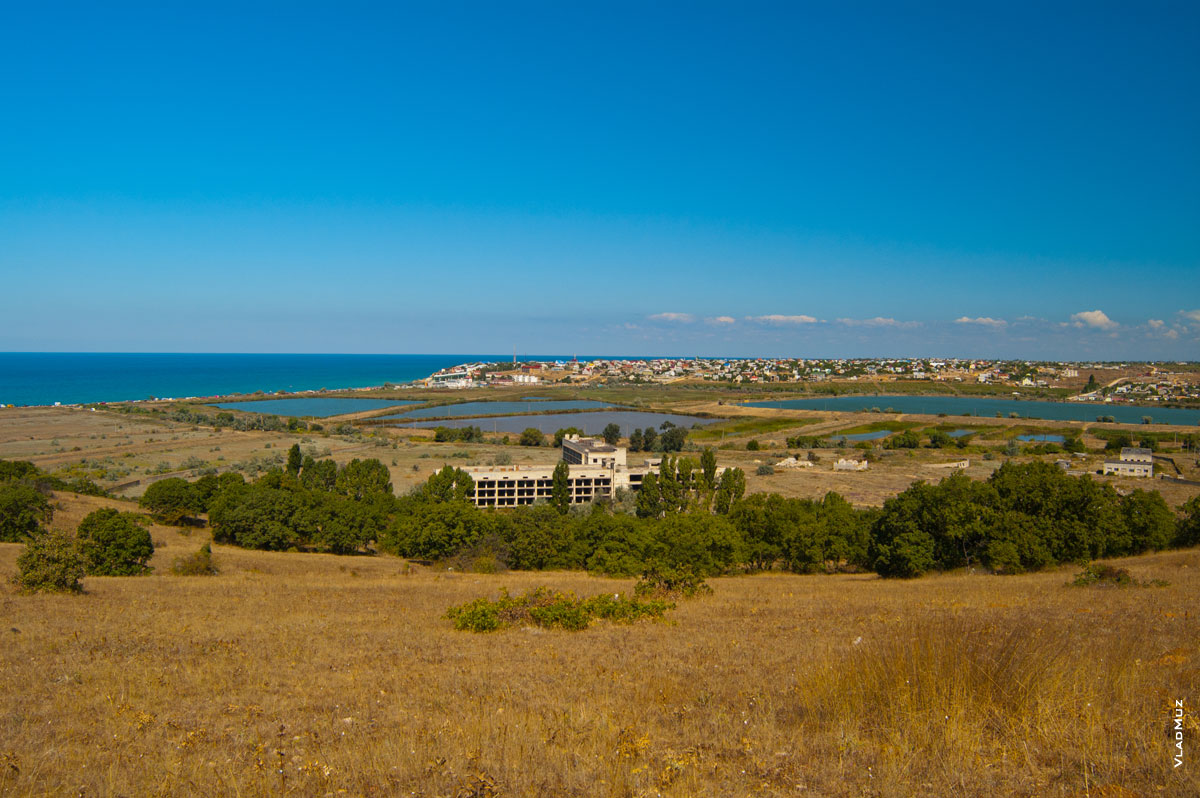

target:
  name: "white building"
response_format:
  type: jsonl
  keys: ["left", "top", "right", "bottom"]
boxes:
{"left": 464, "top": 435, "right": 653, "bottom": 507}
{"left": 1103, "top": 447, "right": 1153, "bottom": 478}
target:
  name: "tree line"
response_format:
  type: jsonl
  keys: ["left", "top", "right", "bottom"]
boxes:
{"left": 6, "top": 452, "right": 1200, "bottom": 582}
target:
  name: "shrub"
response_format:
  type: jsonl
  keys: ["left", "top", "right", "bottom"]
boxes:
{"left": 755, "top": 464, "right": 775, "bottom": 476}
{"left": 746, "top": 439, "right": 760, "bottom": 451}
{"left": 446, "top": 586, "right": 674, "bottom": 633}
{"left": 1069, "top": 563, "right": 1167, "bottom": 588}
{"left": 0, "top": 482, "right": 53, "bottom": 542}
{"left": 634, "top": 563, "right": 713, "bottom": 599}
{"left": 77, "top": 507, "right": 154, "bottom": 576}
{"left": 12, "top": 530, "right": 86, "bottom": 593}
{"left": 519, "top": 428, "right": 544, "bottom": 446}
{"left": 171, "top": 542, "right": 219, "bottom": 576}
{"left": 140, "top": 477, "right": 202, "bottom": 525}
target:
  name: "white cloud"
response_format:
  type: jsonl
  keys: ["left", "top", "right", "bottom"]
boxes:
{"left": 1070, "top": 309, "right": 1118, "bottom": 330}
{"left": 706, "top": 316, "right": 736, "bottom": 325}
{"left": 836, "top": 317, "right": 921, "bottom": 329}
{"left": 648, "top": 312, "right": 694, "bottom": 323}
{"left": 1148, "top": 319, "right": 1165, "bottom": 329}
{"left": 748, "top": 314, "right": 820, "bottom": 325}
{"left": 954, "top": 316, "right": 1007, "bottom": 328}
{"left": 1165, "top": 329, "right": 1180, "bottom": 340}
{"left": 1179, "top": 309, "right": 1200, "bottom": 324}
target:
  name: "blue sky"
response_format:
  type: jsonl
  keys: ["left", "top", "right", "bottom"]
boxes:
{"left": 2, "top": 1, "right": 1197, "bottom": 358}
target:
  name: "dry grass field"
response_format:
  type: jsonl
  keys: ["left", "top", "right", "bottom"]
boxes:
{"left": 1, "top": 501, "right": 1197, "bottom": 797}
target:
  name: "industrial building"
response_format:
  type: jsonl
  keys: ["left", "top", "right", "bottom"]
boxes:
{"left": 464, "top": 435, "right": 654, "bottom": 508}
{"left": 1103, "top": 447, "right": 1154, "bottom": 478}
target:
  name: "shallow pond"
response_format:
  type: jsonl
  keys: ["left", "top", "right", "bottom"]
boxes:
{"left": 379, "top": 400, "right": 614, "bottom": 420}
{"left": 742, "top": 395, "right": 1200, "bottom": 426}
{"left": 389, "top": 410, "right": 715, "bottom": 436}
{"left": 211, "top": 398, "right": 420, "bottom": 417}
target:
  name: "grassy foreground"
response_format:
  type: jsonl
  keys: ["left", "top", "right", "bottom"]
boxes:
{"left": 1, "top": 534, "right": 1197, "bottom": 797}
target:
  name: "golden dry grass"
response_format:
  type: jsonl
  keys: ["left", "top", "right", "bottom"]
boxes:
{"left": 1, "top": 534, "right": 1197, "bottom": 797}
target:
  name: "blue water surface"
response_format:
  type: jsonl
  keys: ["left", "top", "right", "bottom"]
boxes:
{"left": 379, "top": 400, "right": 615, "bottom": 420}
{"left": 212, "top": 398, "right": 419, "bottom": 418}
{"left": 390, "top": 411, "right": 714, "bottom": 436}
{"left": 0, "top": 353, "right": 618, "bottom": 406}
{"left": 743, "top": 395, "right": 1200, "bottom": 426}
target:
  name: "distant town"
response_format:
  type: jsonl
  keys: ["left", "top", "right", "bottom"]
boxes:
{"left": 423, "top": 356, "right": 1200, "bottom": 405}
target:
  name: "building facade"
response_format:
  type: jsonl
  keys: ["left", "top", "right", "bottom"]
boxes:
{"left": 1103, "top": 447, "right": 1154, "bottom": 478}
{"left": 464, "top": 435, "right": 653, "bottom": 507}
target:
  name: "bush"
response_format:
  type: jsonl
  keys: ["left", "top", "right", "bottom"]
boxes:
{"left": 446, "top": 586, "right": 674, "bottom": 632}
{"left": 12, "top": 530, "right": 86, "bottom": 593}
{"left": 171, "top": 542, "right": 219, "bottom": 576}
{"left": 1068, "top": 563, "right": 1166, "bottom": 588}
{"left": 634, "top": 563, "right": 713, "bottom": 599}
{"left": 756, "top": 464, "right": 775, "bottom": 476}
{"left": 140, "top": 477, "right": 202, "bottom": 525}
{"left": 746, "top": 439, "right": 760, "bottom": 451}
{"left": 0, "top": 482, "right": 53, "bottom": 542}
{"left": 77, "top": 507, "right": 154, "bottom": 576}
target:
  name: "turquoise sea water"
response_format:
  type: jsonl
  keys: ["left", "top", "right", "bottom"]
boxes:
{"left": 744, "top": 395, "right": 1200, "bottom": 426}
{"left": 0, "top": 353, "right": 563, "bottom": 406}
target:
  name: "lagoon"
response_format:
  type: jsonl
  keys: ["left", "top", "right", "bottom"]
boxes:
{"left": 379, "top": 400, "right": 615, "bottom": 420}
{"left": 829, "top": 430, "right": 892, "bottom": 442}
{"left": 743, "top": 395, "right": 1200, "bottom": 426}
{"left": 212, "top": 398, "right": 419, "bottom": 417}
{"left": 389, "top": 411, "right": 714, "bottom": 437}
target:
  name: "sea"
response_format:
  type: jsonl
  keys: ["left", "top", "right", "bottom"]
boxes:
{"left": 0, "top": 353, "right": 517, "bottom": 407}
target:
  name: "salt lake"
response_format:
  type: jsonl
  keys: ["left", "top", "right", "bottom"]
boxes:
{"left": 389, "top": 410, "right": 715, "bottom": 436}
{"left": 743, "top": 395, "right": 1200, "bottom": 426}
{"left": 211, "top": 398, "right": 420, "bottom": 417}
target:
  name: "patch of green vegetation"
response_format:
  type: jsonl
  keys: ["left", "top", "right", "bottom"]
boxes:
{"left": 826, "top": 420, "right": 923, "bottom": 436}
{"left": 689, "top": 416, "right": 817, "bottom": 441}
{"left": 1069, "top": 563, "right": 1168, "bottom": 589}
{"left": 446, "top": 586, "right": 676, "bottom": 632}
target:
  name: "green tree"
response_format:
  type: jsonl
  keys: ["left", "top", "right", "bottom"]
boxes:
{"left": 553, "top": 427, "right": 584, "bottom": 447}
{"left": 551, "top": 461, "right": 571, "bottom": 514}
{"left": 713, "top": 467, "right": 746, "bottom": 514}
{"left": 287, "top": 443, "right": 302, "bottom": 475}
{"left": 602, "top": 423, "right": 621, "bottom": 445}
{"left": 699, "top": 447, "right": 718, "bottom": 490}
{"left": 12, "top": 530, "right": 86, "bottom": 593}
{"left": 1178, "top": 496, "right": 1200, "bottom": 547}
{"left": 139, "top": 478, "right": 202, "bottom": 525}
{"left": 208, "top": 487, "right": 297, "bottom": 550}
{"left": 0, "top": 482, "right": 53, "bottom": 542}
{"left": 660, "top": 426, "right": 688, "bottom": 452}
{"left": 76, "top": 507, "right": 154, "bottom": 576}
{"left": 885, "top": 429, "right": 921, "bottom": 449}
{"left": 335, "top": 458, "right": 392, "bottom": 500}
{"left": 519, "top": 427, "right": 544, "bottom": 446}
{"left": 1119, "top": 489, "right": 1174, "bottom": 554}
{"left": 635, "top": 472, "right": 662, "bottom": 518}
{"left": 641, "top": 426, "right": 657, "bottom": 451}
{"left": 422, "top": 465, "right": 475, "bottom": 503}
{"left": 629, "top": 429, "right": 644, "bottom": 452}
{"left": 927, "top": 430, "right": 953, "bottom": 449}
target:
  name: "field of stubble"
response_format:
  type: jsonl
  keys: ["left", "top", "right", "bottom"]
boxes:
{"left": 1, "top": 499, "right": 1197, "bottom": 797}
